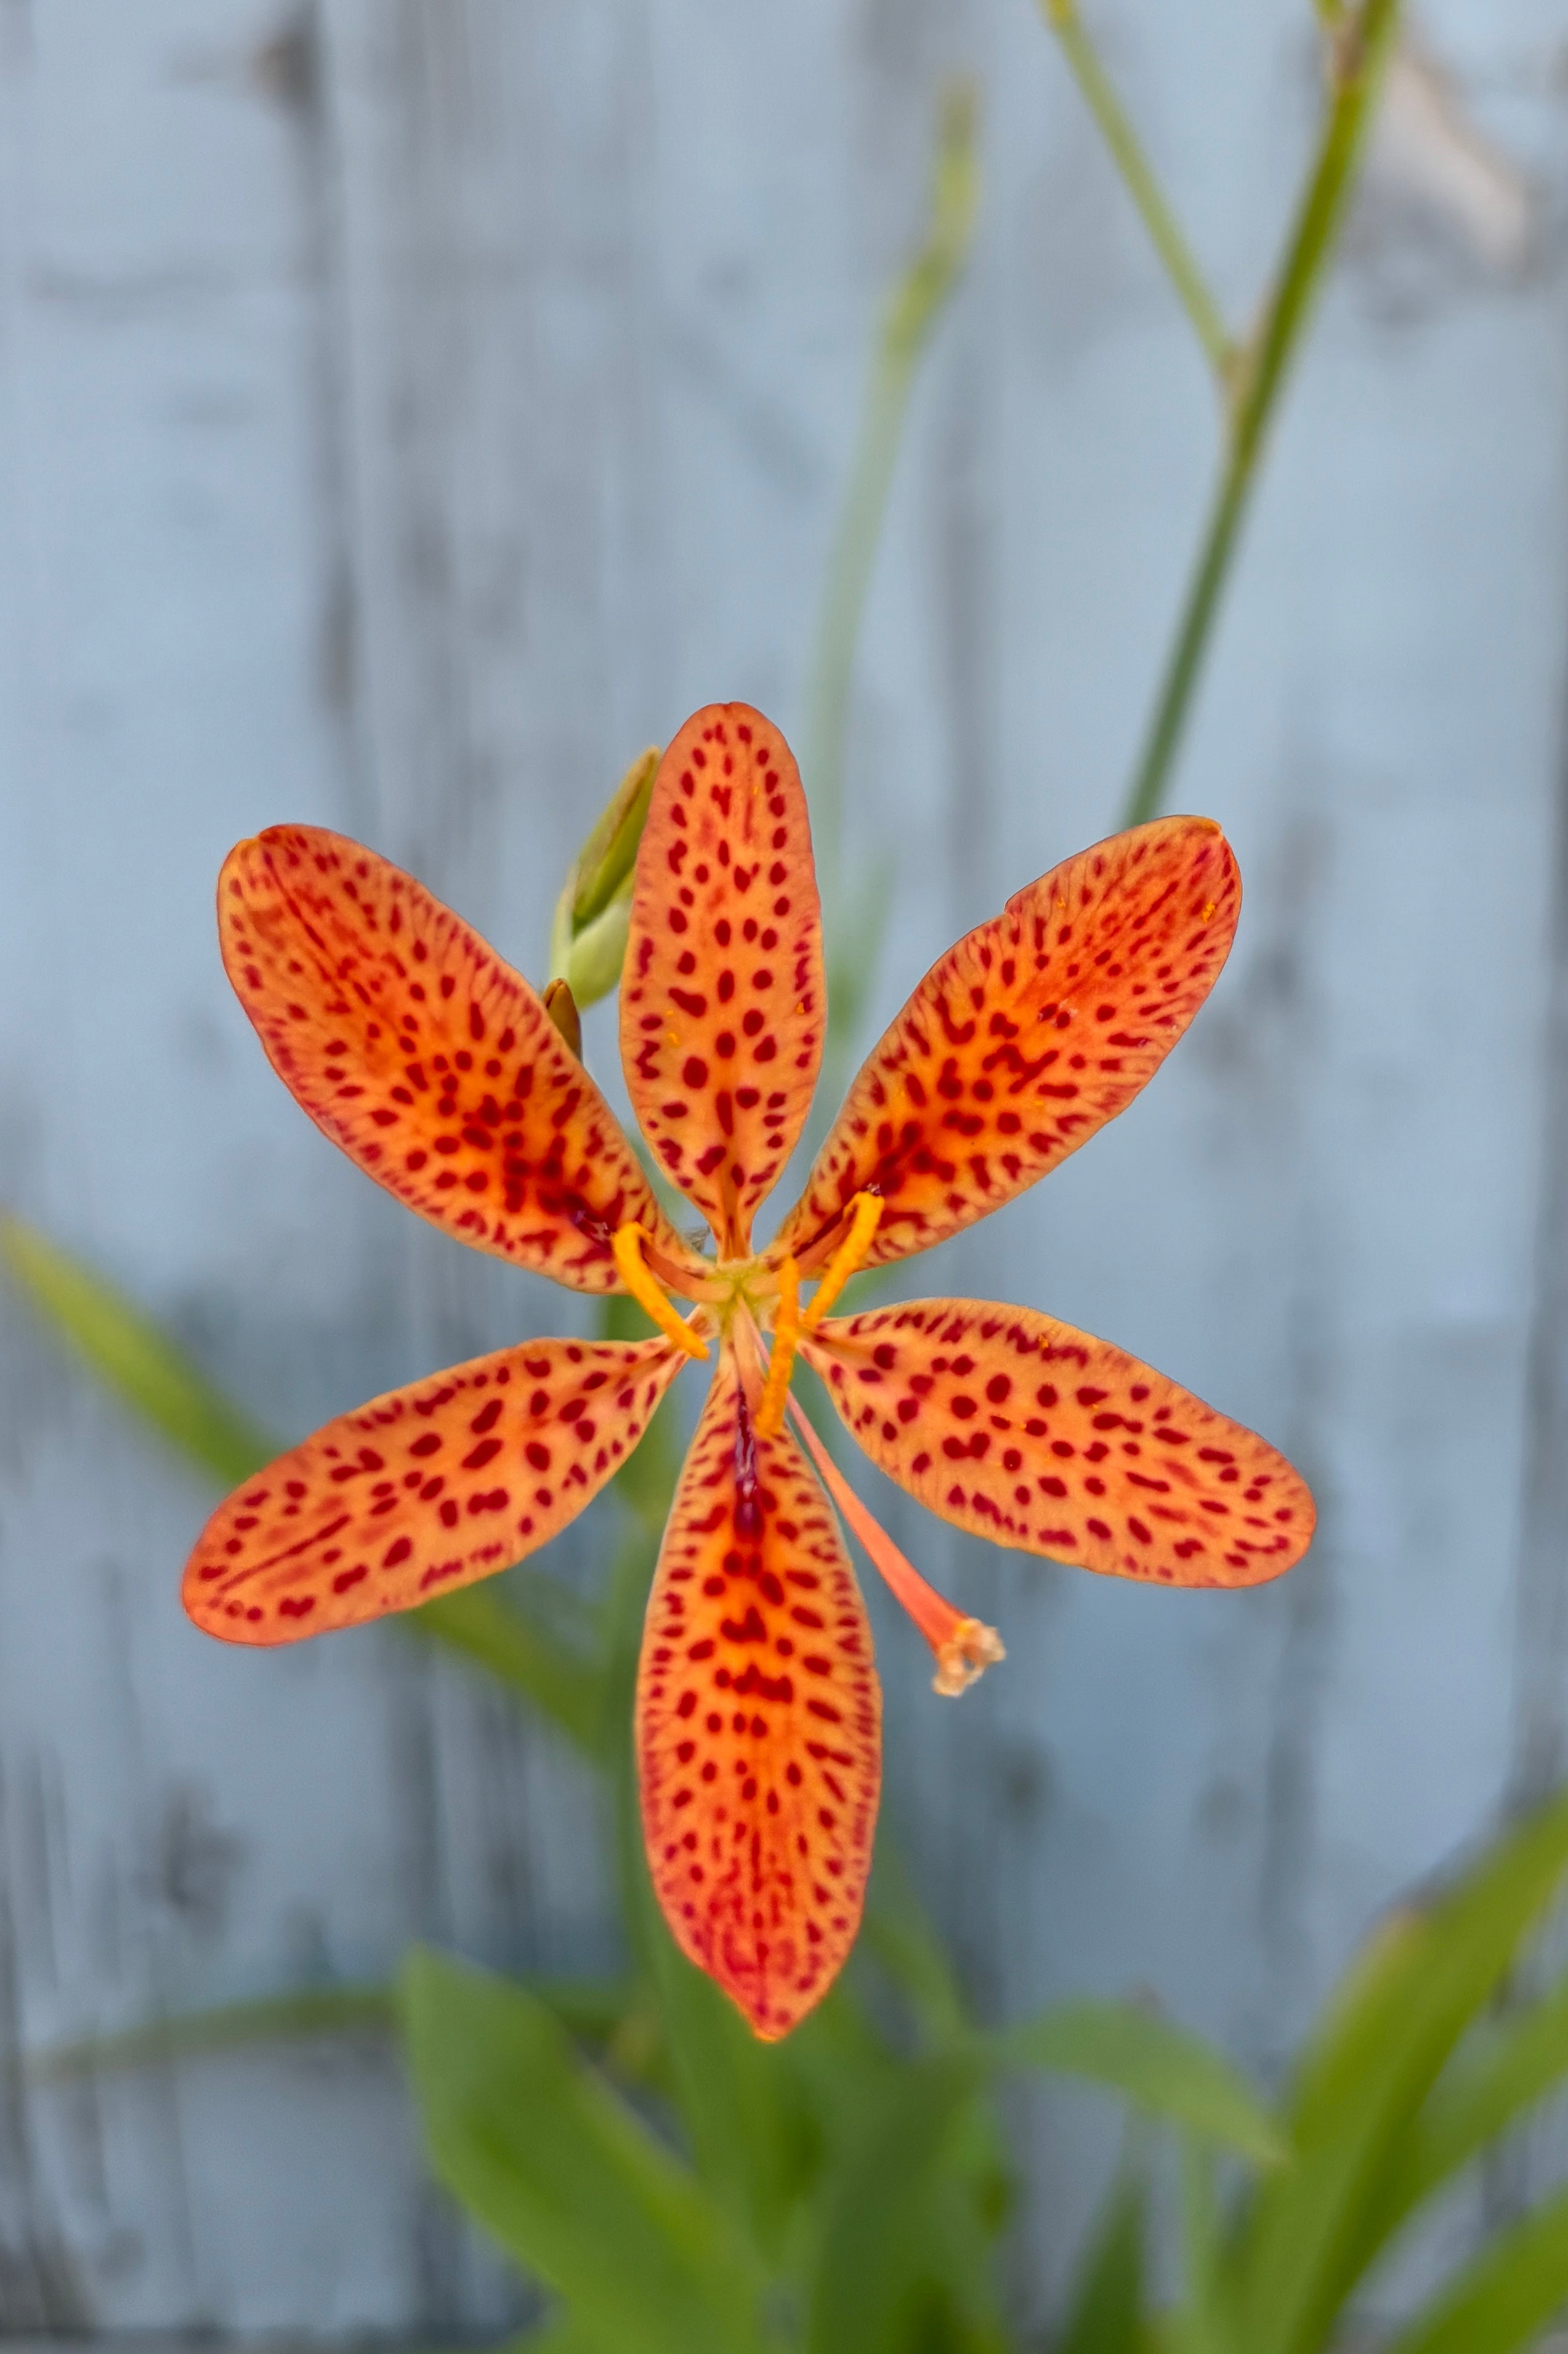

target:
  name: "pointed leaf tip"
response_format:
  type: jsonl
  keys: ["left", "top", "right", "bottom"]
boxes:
{"left": 1004, "top": 1999, "right": 1287, "bottom": 2164}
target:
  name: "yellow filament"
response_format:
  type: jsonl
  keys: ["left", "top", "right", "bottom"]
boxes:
{"left": 611, "top": 1223, "right": 709, "bottom": 1361}
{"left": 754, "top": 1257, "right": 801, "bottom": 1437}
{"left": 803, "top": 1192, "right": 883, "bottom": 1330}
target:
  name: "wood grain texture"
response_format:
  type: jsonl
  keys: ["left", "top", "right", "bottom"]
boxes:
{"left": 0, "top": 0, "right": 1565, "bottom": 2333}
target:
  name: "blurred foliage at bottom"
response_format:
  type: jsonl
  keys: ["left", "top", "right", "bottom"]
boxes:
{"left": 13, "top": 1225, "right": 1568, "bottom": 2354}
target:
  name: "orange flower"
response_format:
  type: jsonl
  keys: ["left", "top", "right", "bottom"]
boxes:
{"left": 185, "top": 702, "right": 1313, "bottom": 2037}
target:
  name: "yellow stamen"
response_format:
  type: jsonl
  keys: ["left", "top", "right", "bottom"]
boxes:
{"left": 803, "top": 1191, "right": 883, "bottom": 1330}
{"left": 611, "top": 1222, "right": 709, "bottom": 1360}
{"left": 754, "top": 1256, "right": 801, "bottom": 1437}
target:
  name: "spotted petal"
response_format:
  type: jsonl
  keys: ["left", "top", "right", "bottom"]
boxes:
{"left": 773, "top": 819, "right": 1239, "bottom": 1273}
{"left": 221, "top": 827, "right": 704, "bottom": 1295}
{"left": 185, "top": 1335, "right": 685, "bottom": 1643}
{"left": 802, "top": 1300, "right": 1313, "bottom": 1588}
{"left": 620, "top": 705, "right": 824, "bottom": 1258}
{"left": 637, "top": 1350, "right": 880, "bottom": 2037}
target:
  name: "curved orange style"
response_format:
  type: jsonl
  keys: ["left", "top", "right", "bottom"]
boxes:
{"left": 185, "top": 701, "right": 1314, "bottom": 2039}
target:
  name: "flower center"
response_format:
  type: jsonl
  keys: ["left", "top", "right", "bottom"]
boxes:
{"left": 610, "top": 1191, "right": 885, "bottom": 1420}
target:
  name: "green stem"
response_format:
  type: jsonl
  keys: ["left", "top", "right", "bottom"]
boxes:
{"left": 1042, "top": 0, "right": 1231, "bottom": 376}
{"left": 1121, "top": 0, "right": 1400, "bottom": 828}
{"left": 804, "top": 79, "right": 980, "bottom": 966}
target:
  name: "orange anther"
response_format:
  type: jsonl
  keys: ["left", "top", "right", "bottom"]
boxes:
{"left": 755, "top": 1257, "right": 801, "bottom": 1437}
{"left": 611, "top": 1223, "right": 709, "bottom": 1360}
{"left": 803, "top": 1192, "right": 883, "bottom": 1330}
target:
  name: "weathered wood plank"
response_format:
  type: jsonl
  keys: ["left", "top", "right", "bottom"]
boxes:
{"left": 1, "top": 0, "right": 1566, "bottom": 2332}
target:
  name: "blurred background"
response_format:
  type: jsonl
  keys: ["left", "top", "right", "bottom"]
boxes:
{"left": 0, "top": 0, "right": 1566, "bottom": 2339}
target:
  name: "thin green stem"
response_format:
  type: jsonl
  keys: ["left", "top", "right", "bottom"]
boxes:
{"left": 1121, "top": 0, "right": 1400, "bottom": 828}
{"left": 1042, "top": 0, "right": 1231, "bottom": 377}
{"left": 804, "top": 77, "right": 980, "bottom": 1051}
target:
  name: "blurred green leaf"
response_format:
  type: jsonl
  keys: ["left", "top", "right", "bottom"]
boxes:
{"left": 804, "top": 79, "right": 980, "bottom": 1090}
{"left": 1285, "top": 1904, "right": 1428, "bottom": 2149}
{"left": 515, "top": 2319, "right": 615, "bottom": 2354}
{"left": 2, "top": 1214, "right": 613, "bottom": 1741}
{"left": 29, "top": 1971, "right": 636, "bottom": 2085}
{"left": 417, "top": 1583, "right": 605, "bottom": 1755}
{"left": 1, "top": 1213, "right": 274, "bottom": 1485}
{"left": 1055, "top": 2166, "right": 1149, "bottom": 2354}
{"left": 1169, "top": 2135, "right": 1237, "bottom": 2354}
{"left": 1375, "top": 1968, "right": 1568, "bottom": 2238}
{"left": 1233, "top": 1787, "right": 1568, "bottom": 2354}
{"left": 26, "top": 1983, "right": 393, "bottom": 2081}
{"left": 1376, "top": 2182, "right": 1568, "bottom": 2354}
{"left": 861, "top": 1841, "right": 973, "bottom": 2047}
{"left": 805, "top": 2050, "right": 986, "bottom": 2354}
{"left": 771, "top": 1972, "right": 902, "bottom": 2156}
{"left": 1001, "top": 2002, "right": 1286, "bottom": 2166}
{"left": 402, "top": 1948, "right": 770, "bottom": 2354}
{"left": 642, "top": 1896, "right": 814, "bottom": 2260}
{"left": 823, "top": 861, "right": 894, "bottom": 1072}
{"left": 597, "top": 1526, "right": 666, "bottom": 1984}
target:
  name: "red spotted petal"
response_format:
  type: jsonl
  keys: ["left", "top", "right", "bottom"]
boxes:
{"left": 774, "top": 819, "right": 1239, "bottom": 1272}
{"left": 620, "top": 706, "right": 824, "bottom": 1258}
{"left": 802, "top": 1300, "right": 1313, "bottom": 1588}
{"left": 185, "top": 1336, "right": 685, "bottom": 1643}
{"left": 221, "top": 827, "right": 706, "bottom": 1295}
{"left": 636, "top": 1349, "right": 880, "bottom": 2038}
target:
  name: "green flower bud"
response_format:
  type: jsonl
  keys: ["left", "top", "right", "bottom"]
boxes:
{"left": 549, "top": 746, "right": 658, "bottom": 1010}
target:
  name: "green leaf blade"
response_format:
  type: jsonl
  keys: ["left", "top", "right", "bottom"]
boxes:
{"left": 414, "top": 1584, "right": 605, "bottom": 1753}
{"left": 1001, "top": 2002, "right": 1286, "bottom": 2166}
{"left": 1, "top": 1214, "right": 275, "bottom": 1486}
{"left": 1378, "top": 1970, "right": 1568, "bottom": 2236}
{"left": 1235, "top": 1787, "right": 1568, "bottom": 2354}
{"left": 1378, "top": 2183, "right": 1568, "bottom": 2354}
{"left": 805, "top": 2052, "right": 987, "bottom": 2354}
{"left": 26, "top": 1984, "right": 394, "bottom": 2082}
{"left": 1056, "top": 2167, "right": 1150, "bottom": 2354}
{"left": 640, "top": 1888, "right": 815, "bottom": 2260}
{"left": 401, "top": 1948, "right": 767, "bottom": 2354}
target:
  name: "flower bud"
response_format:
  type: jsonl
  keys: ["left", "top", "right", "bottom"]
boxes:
{"left": 548, "top": 746, "right": 658, "bottom": 1010}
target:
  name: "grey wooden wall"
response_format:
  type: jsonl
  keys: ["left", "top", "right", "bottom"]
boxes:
{"left": 0, "top": 0, "right": 1565, "bottom": 2335}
